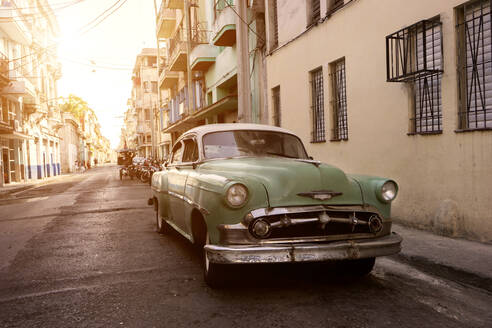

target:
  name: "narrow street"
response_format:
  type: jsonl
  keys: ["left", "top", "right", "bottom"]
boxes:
{"left": 0, "top": 165, "right": 490, "bottom": 328}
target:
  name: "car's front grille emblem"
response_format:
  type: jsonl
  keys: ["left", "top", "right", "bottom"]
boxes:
{"left": 297, "top": 190, "right": 343, "bottom": 201}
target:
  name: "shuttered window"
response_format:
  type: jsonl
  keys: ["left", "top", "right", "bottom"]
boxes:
{"left": 330, "top": 58, "right": 348, "bottom": 140}
{"left": 311, "top": 68, "right": 325, "bottom": 142}
{"left": 272, "top": 0, "right": 278, "bottom": 48}
{"left": 311, "top": 0, "right": 320, "bottom": 24}
{"left": 413, "top": 20, "right": 443, "bottom": 133}
{"left": 457, "top": 0, "right": 492, "bottom": 130}
{"left": 328, "top": 0, "right": 344, "bottom": 14}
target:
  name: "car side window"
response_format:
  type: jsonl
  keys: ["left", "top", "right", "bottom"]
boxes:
{"left": 171, "top": 142, "right": 183, "bottom": 165}
{"left": 182, "top": 138, "right": 198, "bottom": 163}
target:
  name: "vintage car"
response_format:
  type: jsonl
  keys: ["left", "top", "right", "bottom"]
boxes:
{"left": 149, "top": 123, "right": 402, "bottom": 286}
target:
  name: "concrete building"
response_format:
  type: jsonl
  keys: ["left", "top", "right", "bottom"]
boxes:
{"left": 130, "top": 48, "right": 167, "bottom": 158}
{"left": 264, "top": 0, "right": 492, "bottom": 242}
{"left": 0, "top": 0, "right": 62, "bottom": 186}
{"left": 155, "top": 0, "right": 268, "bottom": 146}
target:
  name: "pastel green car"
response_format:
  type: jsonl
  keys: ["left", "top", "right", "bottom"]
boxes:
{"left": 149, "top": 123, "right": 402, "bottom": 286}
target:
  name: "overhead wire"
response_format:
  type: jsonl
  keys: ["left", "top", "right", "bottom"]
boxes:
{"left": 0, "top": 0, "right": 85, "bottom": 22}
{"left": 3, "top": 0, "right": 131, "bottom": 73}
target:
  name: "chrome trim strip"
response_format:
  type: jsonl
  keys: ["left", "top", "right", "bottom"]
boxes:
{"left": 167, "top": 190, "right": 210, "bottom": 216}
{"left": 205, "top": 233, "right": 402, "bottom": 264}
{"left": 248, "top": 205, "right": 381, "bottom": 220}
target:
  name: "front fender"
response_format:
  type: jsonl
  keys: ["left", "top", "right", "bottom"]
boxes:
{"left": 184, "top": 171, "right": 270, "bottom": 244}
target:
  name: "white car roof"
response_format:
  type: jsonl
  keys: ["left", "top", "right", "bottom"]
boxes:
{"left": 183, "top": 123, "right": 297, "bottom": 139}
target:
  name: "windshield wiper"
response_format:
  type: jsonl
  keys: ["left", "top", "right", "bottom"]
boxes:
{"left": 265, "top": 152, "right": 297, "bottom": 158}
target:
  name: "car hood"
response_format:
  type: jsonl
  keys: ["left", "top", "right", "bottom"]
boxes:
{"left": 199, "top": 157, "right": 363, "bottom": 207}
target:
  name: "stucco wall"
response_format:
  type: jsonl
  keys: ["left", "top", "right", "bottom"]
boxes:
{"left": 266, "top": 0, "right": 492, "bottom": 242}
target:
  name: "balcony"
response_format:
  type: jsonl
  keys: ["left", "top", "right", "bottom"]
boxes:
{"left": 212, "top": 0, "right": 236, "bottom": 46}
{"left": 164, "top": 0, "right": 184, "bottom": 9}
{"left": 168, "top": 36, "right": 187, "bottom": 71}
{"left": 0, "top": 52, "right": 9, "bottom": 85}
{"left": 156, "top": 5, "right": 176, "bottom": 39}
{"left": 159, "top": 67, "right": 179, "bottom": 89}
{"left": 190, "top": 28, "right": 218, "bottom": 71}
{"left": 0, "top": 5, "right": 32, "bottom": 44}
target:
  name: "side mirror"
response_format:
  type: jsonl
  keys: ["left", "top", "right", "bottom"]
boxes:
{"left": 308, "top": 156, "right": 314, "bottom": 160}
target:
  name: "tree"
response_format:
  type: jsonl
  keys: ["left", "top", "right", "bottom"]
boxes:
{"left": 59, "top": 94, "right": 92, "bottom": 120}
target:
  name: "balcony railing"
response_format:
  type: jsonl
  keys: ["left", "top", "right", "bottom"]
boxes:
{"left": 214, "top": 0, "right": 234, "bottom": 21}
{"left": 191, "top": 24, "right": 211, "bottom": 48}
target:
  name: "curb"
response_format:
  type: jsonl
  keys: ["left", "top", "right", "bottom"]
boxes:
{"left": 391, "top": 253, "right": 492, "bottom": 293}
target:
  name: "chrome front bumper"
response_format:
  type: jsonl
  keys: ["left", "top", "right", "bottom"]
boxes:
{"left": 204, "top": 233, "right": 402, "bottom": 264}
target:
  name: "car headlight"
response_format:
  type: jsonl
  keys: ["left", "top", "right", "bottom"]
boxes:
{"left": 380, "top": 180, "right": 398, "bottom": 202}
{"left": 225, "top": 183, "right": 248, "bottom": 208}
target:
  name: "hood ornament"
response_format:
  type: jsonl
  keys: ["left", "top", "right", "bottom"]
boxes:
{"left": 297, "top": 190, "right": 343, "bottom": 201}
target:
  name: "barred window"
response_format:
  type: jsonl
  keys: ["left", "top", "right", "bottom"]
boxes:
{"left": 330, "top": 58, "right": 348, "bottom": 140}
{"left": 413, "top": 20, "right": 443, "bottom": 134}
{"left": 272, "top": 86, "right": 281, "bottom": 127}
{"left": 457, "top": 0, "right": 492, "bottom": 130}
{"left": 310, "top": 68, "right": 326, "bottom": 142}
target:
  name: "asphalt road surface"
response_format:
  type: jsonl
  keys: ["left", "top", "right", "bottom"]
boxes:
{"left": 0, "top": 165, "right": 490, "bottom": 327}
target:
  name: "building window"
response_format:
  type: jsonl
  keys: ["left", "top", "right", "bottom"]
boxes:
{"left": 309, "top": 0, "right": 321, "bottom": 26}
{"left": 310, "top": 68, "right": 325, "bottom": 142}
{"left": 330, "top": 58, "right": 348, "bottom": 140}
{"left": 271, "top": 0, "right": 279, "bottom": 48}
{"left": 386, "top": 18, "right": 443, "bottom": 134}
{"left": 457, "top": 0, "right": 492, "bottom": 130}
{"left": 413, "top": 20, "right": 443, "bottom": 134}
{"left": 272, "top": 86, "right": 281, "bottom": 127}
{"left": 327, "top": 0, "right": 344, "bottom": 15}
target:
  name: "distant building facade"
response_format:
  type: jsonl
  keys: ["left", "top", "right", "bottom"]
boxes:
{"left": 155, "top": 0, "right": 268, "bottom": 146}
{"left": 0, "top": 0, "right": 63, "bottom": 186}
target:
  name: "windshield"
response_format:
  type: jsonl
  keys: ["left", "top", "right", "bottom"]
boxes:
{"left": 202, "top": 130, "right": 309, "bottom": 160}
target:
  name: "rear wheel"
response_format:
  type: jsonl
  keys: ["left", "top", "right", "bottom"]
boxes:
{"left": 155, "top": 200, "right": 168, "bottom": 234}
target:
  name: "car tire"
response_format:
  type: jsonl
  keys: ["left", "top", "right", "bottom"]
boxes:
{"left": 344, "top": 257, "right": 375, "bottom": 276}
{"left": 155, "top": 200, "right": 168, "bottom": 234}
{"left": 203, "top": 232, "right": 225, "bottom": 288}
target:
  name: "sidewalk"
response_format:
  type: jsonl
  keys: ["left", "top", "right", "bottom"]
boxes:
{"left": 392, "top": 223, "right": 492, "bottom": 292}
{"left": 0, "top": 172, "right": 78, "bottom": 199}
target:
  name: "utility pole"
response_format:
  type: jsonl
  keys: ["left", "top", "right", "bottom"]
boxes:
{"left": 236, "top": 0, "right": 251, "bottom": 123}
{"left": 153, "top": 0, "right": 162, "bottom": 159}
{"left": 184, "top": 0, "right": 194, "bottom": 116}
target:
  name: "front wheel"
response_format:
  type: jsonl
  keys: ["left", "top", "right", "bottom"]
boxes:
{"left": 203, "top": 232, "right": 226, "bottom": 288}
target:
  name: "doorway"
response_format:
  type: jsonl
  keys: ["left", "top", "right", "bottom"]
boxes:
{"left": 2, "top": 148, "right": 9, "bottom": 184}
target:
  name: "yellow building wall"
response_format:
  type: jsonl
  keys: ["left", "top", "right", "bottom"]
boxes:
{"left": 266, "top": 0, "right": 492, "bottom": 242}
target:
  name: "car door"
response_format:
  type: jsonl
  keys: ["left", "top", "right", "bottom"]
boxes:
{"left": 174, "top": 137, "right": 199, "bottom": 236}
{"left": 166, "top": 141, "right": 185, "bottom": 227}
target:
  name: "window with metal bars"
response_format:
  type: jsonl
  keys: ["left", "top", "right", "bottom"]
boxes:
{"left": 330, "top": 58, "right": 348, "bottom": 140}
{"left": 456, "top": 0, "right": 492, "bottom": 130}
{"left": 310, "top": 68, "right": 326, "bottom": 142}
{"left": 412, "top": 20, "right": 443, "bottom": 134}
{"left": 272, "top": 86, "right": 281, "bottom": 127}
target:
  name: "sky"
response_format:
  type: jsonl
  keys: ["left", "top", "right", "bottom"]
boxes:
{"left": 47, "top": 0, "right": 159, "bottom": 149}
